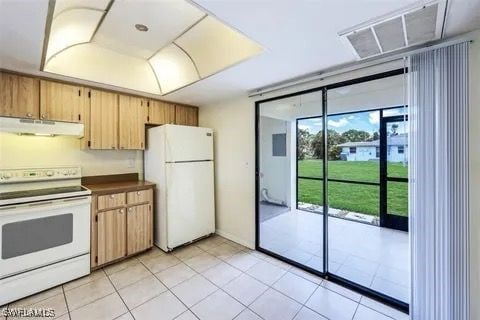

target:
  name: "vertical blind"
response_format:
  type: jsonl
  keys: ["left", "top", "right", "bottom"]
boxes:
{"left": 409, "top": 42, "right": 470, "bottom": 320}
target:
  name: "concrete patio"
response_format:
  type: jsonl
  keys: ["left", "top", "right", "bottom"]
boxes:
{"left": 259, "top": 208, "right": 410, "bottom": 303}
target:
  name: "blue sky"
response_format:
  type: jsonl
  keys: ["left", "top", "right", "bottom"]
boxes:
{"left": 298, "top": 108, "right": 405, "bottom": 134}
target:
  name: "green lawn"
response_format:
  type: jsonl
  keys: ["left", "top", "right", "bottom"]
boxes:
{"left": 298, "top": 160, "right": 408, "bottom": 216}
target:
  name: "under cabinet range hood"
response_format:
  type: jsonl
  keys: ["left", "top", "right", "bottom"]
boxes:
{"left": 0, "top": 117, "right": 84, "bottom": 137}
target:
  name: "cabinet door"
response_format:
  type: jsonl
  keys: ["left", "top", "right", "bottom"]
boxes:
{"left": 119, "top": 95, "right": 146, "bottom": 150}
{"left": 97, "top": 208, "right": 126, "bottom": 265}
{"left": 147, "top": 100, "right": 175, "bottom": 125}
{"left": 89, "top": 90, "right": 118, "bottom": 149}
{"left": 175, "top": 105, "right": 198, "bottom": 126}
{"left": 127, "top": 203, "right": 152, "bottom": 255}
{"left": 0, "top": 72, "right": 39, "bottom": 119}
{"left": 40, "top": 80, "right": 84, "bottom": 122}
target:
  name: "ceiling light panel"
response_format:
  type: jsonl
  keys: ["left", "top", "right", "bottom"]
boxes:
{"left": 45, "top": 43, "right": 160, "bottom": 94}
{"left": 42, "top": 0, "right": 263, "bottom": 96}
{"left": 175, "top": 16, "right": 263, "bottom": 78}
{"left": 46, "top": 8, "right": 104, "bottom": 61}
{"left": 149, "top": 44, "right": 200, "bottom": 93}
{"left": 93, "top": 0, "right": 205, "bottom": 59}
{"left": 53, "top": 0, "right": 111, "bottom": 17}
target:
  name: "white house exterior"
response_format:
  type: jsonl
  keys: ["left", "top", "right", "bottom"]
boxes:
{"left": 338, "top": 134, "right": 408, "bottom": 162}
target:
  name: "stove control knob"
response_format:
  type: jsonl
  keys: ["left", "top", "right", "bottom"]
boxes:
{"left": 46, "top": 171, "right": 54, "bottom": 177}
{"left": 3, "top": 172, "right": 12, "bottom": 180}
{"left": 62, "top": 170, "right": 68, "bottom": 176}
{"left": 69, "top": 169, "right": 77, "bottom": 175}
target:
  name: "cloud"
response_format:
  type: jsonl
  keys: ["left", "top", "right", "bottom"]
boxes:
{"left": 384, "top": 108, "right": 402, "bottom": 117}
{"left": 298, "top": 124, "right": 310, "bottom": 131}
{"left": 369, "top": 112, "right": 379, "bottom": 124}
{"left": 328, "top": 118, "right": 349, "bottom": 128}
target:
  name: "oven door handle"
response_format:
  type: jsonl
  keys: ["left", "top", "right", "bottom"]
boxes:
{"left": 0, "top": 197, "right": 91, "bottom": 216}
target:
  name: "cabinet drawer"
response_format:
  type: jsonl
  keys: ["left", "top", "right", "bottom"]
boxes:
{"left": 97, "top": 192, "right": 126, "bottom": 210}
{"left": 127, "top": 189, "right": 151, "bottom": 205}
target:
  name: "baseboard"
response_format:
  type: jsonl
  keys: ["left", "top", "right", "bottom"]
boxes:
{"left": 215, "top": 229, "right": 254, "bottom": 249}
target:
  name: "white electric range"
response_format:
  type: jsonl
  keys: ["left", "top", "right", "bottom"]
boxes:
{"left": 0, "top": 166, "right": 91, "bottom": 305}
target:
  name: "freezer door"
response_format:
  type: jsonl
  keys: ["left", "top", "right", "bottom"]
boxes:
{"left": 166, "top": 161, "right": 215, "bottom": 249}
{"left": 165, "top": 125, "right": 213, "bottom": 162}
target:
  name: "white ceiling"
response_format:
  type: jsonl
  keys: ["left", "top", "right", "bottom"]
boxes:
{"left": 1, "top": 0, "right": 479, "bottom": 106}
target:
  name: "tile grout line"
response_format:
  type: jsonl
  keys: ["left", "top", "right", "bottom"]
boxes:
{"left": 103, "top": 267, "right": 136, "bottom": 320}
{"left": 137, "top": 254, "right": 202, "bottom": 317}
{"left": 61, "top": 286, "right": 72, "bottom": 320}
{"left": 351, "top": 301, "right": 361, "bottom": 320}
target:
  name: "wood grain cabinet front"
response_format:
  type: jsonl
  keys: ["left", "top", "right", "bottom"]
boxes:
{"left": 91, "top": 186, "right": 154, "bottom": 269}
{"left": 127, "top": 204, "right": 152, "bottom": 255}
{"left": 97, "top": 192, "right": 126, "bottom": 210}
{"left": 0, "top": 72, "right": 39, "bottom": 119}
{"left": 89, "top": 90, "right": 118, "bottom": 150}
{"left": 119, "top": 95, "right": 146, "bottom": 150}
{"left": 39, "top": 80, "right": 85, "bottom": 123}
{"left": 96, "top": 208, "right": 127, "bottom": 266}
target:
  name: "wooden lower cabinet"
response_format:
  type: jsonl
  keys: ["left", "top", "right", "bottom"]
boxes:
{"left": 91, "top": 187, "right": 154, "bottom": 269}
{"left": 127, "top": 204, "right": 152, "bottom": 255}
{"left": 97, "top": 208, "right": 127, "bottom": 265}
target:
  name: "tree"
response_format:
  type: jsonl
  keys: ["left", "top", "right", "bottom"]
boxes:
{"left": 390, "top": 124, "right": 399, "bottom": 136}
{"left": 311, "top": 129, "right": 347, "bottom": 160}
{"left": 297, "top": 129, "right": 312, "bottom": 160}
{"left": 341, "top": 129, "right": 371, "bottom": 142}
{"left": 367, "top": 131, "right": 379, "bottom": 141}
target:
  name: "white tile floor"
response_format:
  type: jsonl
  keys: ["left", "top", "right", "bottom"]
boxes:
{"left": 260, "top": 210, "right": 410, "bottom": 303}
{"left": 1, "top": 235, "right": 409, "bottom": 320}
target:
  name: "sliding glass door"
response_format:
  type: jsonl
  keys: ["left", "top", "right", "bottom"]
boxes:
{"left": 257, "top": 91, "right": 326, "bottom": 273}
{"left": 256, "top": 69, "right": 409, "bottom": 311}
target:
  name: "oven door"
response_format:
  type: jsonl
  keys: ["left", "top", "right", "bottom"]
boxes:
{"left": 0, "top": 196, "right": 91, "bottom": 279}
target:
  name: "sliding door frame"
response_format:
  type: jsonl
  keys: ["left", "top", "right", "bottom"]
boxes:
{"left": 255, "top": 68, "right": 409, "bottom": 314}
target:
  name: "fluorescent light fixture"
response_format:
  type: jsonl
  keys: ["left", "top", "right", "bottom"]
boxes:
{"left": 46, "top": 8, "right": 104, "bottom": 61}
{"left": 149, "top": 44, "right": 200, "bottom": 93}
{"left": 42, "top": 0, "right": 263, "bottom": 95}
{"left": 175, "top": 16, "right": 264, "bottom": 78}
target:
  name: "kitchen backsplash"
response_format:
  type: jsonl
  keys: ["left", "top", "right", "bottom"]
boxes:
{"left": 0, "top": 133, "right": 143, "bottom": 177}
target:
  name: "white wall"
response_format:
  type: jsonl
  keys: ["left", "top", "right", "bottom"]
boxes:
{"left": 259, "top": 116, "right": 290, "bottom": 207}
{"left": 0, "top": 133, "right": 143, "bottom": 177}
{"left": 199, "top": 96, "right": 256, "bottom": 248}
{"left": 469, "top": 31, "right": 480, "bottom": 320}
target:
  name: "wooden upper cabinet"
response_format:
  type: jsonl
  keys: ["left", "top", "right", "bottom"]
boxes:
{"left": 126, "top": 203, "right": 152, "bottom": 255}
{"left": 175, "top": 105, "right": 198, "bottom": 126}
{"left": 119, "top": 95, "right": 146, "bottom": 150}
{"left": 0, "top": 72, "right": 39, "bottom": 119}
{"left": 147, "top": 100, "right": 175, "bottom": 125}
{"left": 89, "top": 90, "right": 118, "bottom": 150}
{"left": 97, "top": 208, "right": 126, "bottom": 265}
{"left": 40, "top": 80, "right": 85, "bottom": 123}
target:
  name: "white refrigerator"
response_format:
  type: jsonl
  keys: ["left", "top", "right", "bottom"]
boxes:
{"left": 145, "top": 124, "right": 215, "bottom": 251}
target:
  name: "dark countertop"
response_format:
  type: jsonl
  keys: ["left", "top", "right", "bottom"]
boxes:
{"left": 83, "top": 180, "right": 155, "bottom": 194}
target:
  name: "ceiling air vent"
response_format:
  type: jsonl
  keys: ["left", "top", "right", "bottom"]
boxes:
{"left": 339, "top": 1, "right": 446, "bottom": 60}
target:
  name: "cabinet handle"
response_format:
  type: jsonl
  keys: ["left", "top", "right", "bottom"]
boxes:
{"left": 137, "top": 191, "right": 141, "bottom": 195}
{"left": 119, "top": 209, "right": 124, "bottom": 214}
{"left": 128, "top": 207, "right": 133, "bottom": 212}
{"left": 41, "top": 113, "right": 48, "bottom": 119}
{"left": 110, "top": 194, "right": 115, "bottom": 199}
{"left": 26, "top": 113, "right": 32, "bottom": 118}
